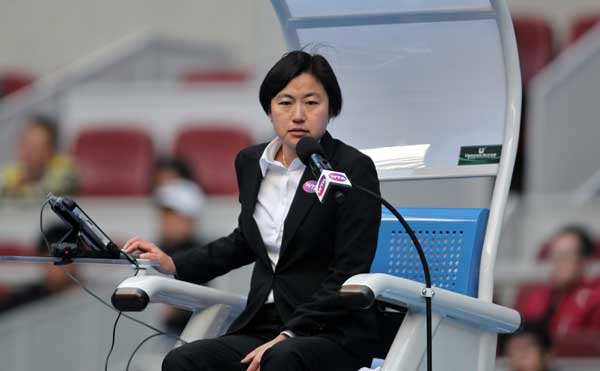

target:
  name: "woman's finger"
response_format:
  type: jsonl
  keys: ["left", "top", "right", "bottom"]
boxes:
{"left": 241, "top": 351, "right": 254, "bottom": 364}
{"left": 122, "top": 237, "right": 141, "bottom": 252}
{"left": 140, "top": 252, "right": 161, "bottom": 261}
{"left": 246, "top": 358, "right": 260, "bottom": 371}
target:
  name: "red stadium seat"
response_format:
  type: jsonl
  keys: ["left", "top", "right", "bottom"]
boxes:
{"left": 569, "top": 15, "right": 600, "bottom": 45}
{"left": 73, "top": 126, "right": 154, "bottom": 196}
{"left": 512, "top": 16, "right": 554, "bottom": 86}
{"left": 0, "top": 70, "right": 35, "bottom": 97}
{"left": 553, "top": 330, "right": 600, "bottom": 357}
{"left": 174, "top": 125, "right": 253, "bottom": 195}
{"left": 180, "top": 68, "right": 249, "bottom": 85}
{"left": 0, "top": 241, "right": 36, "bottom": 256}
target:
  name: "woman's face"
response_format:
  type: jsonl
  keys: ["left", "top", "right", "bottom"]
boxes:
{"left": 269, "top": 72, "right": 330, "bottom": 153}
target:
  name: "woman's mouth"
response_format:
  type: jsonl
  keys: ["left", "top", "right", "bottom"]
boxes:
{"left": 288, "top": 129, "right": 308, "bottom": 137}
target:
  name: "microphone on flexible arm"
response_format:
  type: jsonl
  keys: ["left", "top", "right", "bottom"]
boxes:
{"left": 295, "top": 135, "right": 435, "bottom": 371}
{"left": 296, "top": 136, "right": 351, "bottom": 204}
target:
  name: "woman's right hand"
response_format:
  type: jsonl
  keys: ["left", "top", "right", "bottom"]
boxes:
{"left": 122, "top": 237, "right": 176, "bottom": 275}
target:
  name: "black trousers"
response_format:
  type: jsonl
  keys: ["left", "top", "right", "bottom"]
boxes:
{"left": 162, "top": 304, "right": 366, "bottom": 371}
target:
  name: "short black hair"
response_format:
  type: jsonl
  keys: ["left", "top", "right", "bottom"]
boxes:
{"left": 25, "top": 114, "right": 59, "bottom": 150}
{"left": 518, "top": 324, "right": 552, "bottom": 352}
{"left": 154, "top": 156, "right": 194, "bottom": 181}
{"left": 259, "top": 50, "right": 342, "bottom": 118}
{"left": 557, "top": 225, "right": 595, "bottom": 257}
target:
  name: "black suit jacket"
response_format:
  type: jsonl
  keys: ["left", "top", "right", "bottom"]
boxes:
{"left": 173, "top": 132, "right": 398, "bottom": 361}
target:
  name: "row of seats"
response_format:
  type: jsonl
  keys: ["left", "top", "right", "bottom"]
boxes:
{"left": 0, "top": 67, "right": 250, "bottom": 100}
{"left": 73, "top": 125, "right": 253, "bottom": 196}
{"left": 513, "top": 14, "right": 600, "bottom": 86}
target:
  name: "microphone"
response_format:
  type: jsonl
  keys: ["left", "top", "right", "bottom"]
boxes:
{"left": 296, "top": 137, "right": 352, "bottom": 203}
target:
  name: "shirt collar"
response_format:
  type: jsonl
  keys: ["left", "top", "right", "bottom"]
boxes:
{"left": 259, "top": 137, "right": 305, "bottom": 176}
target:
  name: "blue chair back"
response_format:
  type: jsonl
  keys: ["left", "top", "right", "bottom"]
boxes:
{"left": 370, "top": 208, "right": 489, "bottom": 297}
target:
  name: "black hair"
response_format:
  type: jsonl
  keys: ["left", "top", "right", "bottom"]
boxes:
{"left": 25, "top": 114, "right": 59, "bottom": 150}
{"left": 557, "top": 225, "right": 595, "bottom": 257}
{"left": 500, "top": 323, "right": 552, "bottom": 356}
{"left": 154, "top": 157, "right": 194, "bottom": 180}
{"left": 259, "top": 50, "right": 342, "bottom": 118}
{"left": 518, "top": 324, "right": 552, "bottom": 352}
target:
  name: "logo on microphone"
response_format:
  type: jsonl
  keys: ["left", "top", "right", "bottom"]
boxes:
{"left": 302, "top": 180, "right": 317, "bottom": 193}
{"left": 316, "top": 176, "right": 326, "bottom": 198}
{"left": 328, "top": 173, "right": 348, "bottom": 182}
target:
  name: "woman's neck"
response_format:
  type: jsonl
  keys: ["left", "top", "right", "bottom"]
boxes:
{"left": 276, "top": 144, "right": 297, "bottom": 168}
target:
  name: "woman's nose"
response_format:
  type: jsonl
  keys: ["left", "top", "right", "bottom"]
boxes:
{"left": 292, "top": 103, "right": 306, "bottom": 121}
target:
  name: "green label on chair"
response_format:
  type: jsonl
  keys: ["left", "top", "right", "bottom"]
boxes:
{"left": 458, "top": 145, "right": 502, "bottom": 165}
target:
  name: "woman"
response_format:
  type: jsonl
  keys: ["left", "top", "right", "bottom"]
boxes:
{"left": 124, "top": 51, "right": 398, "bottom": 371}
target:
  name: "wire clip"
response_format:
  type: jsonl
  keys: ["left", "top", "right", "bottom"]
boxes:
{"left": 421, "top": 287, "right": 435, "bottom": 298}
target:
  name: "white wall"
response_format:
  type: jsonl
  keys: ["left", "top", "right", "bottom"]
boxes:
{"left": 0, "top": 0, "right": 287, "bottom": 75}
{"left": 3, "top": 1, "right": 600, "bottom": 76}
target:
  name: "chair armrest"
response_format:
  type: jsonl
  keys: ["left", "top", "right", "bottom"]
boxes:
{"left": 339, "top": 273, "right": 522, "bottom": 334}
{"left": 111, "top": 276, "right": 246, "bottom": 314}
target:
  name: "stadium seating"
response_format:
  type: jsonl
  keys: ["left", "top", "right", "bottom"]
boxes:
{"left": 179, "top": 68, "right": 249, "bottom": 85}
{"left": 512, "top": 16, "right": 554, "bottom": 86}
{"left": 569, "top": 15, "right": 600, "bottom": 45}
{"left": 0, "top": 241, "right": 36, "bottom": 256}
{"left": 174, "top": 125, "right": 253, "bottom": 195}
{"left": 72, "top": 126, "right": 154, "bottom": 196}
{"left": 0, "top": 70, "right": 35, "bottom": 98}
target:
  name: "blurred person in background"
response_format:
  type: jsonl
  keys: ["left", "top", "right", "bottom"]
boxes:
{"left": 518, "top": 226, "right": 600, "bottom": 341}
{"left": 0, "top": 114, "right": 77, "bottom": 199}
{"left": 0, "top": 223, "right": 78, "bottom": 313}
{"left": 152, "top": 156, "right": 196, "bottom": 190}
{"left": 154, "top": 178, "right": 206, "bottom": 333}
{"left": 505, "top": 325, "right": 553, "bottom": 371}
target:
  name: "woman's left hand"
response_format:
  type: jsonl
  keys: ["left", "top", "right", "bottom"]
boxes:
{"left": 240, "top": 333, "right": 289, "bottom": 371}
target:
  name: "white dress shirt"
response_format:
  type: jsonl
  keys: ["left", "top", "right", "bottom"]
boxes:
{"left": 254, "top": 137, "right": 305, "bottom": 305}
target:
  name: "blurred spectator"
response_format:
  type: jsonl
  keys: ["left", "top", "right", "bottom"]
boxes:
{"left": 0, "top": 115, "right": 77, "bottom": 199}
{"left": 517, "top": 226, "right": 600, "bottom": 341}
{"left": 152, "top": 156, "right": 195, "bottom": 190}
{"left": 505, "top": 325, "right": 553, "bottom": 371}
{"left": 0, "top": 223, "right": 78, "bottom": 313}
{"left": 153, "top": 179, "right": 206, "bottom": 332}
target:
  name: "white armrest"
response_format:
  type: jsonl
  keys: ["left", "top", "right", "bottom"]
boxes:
{"left": 111, "top": 276, "right": 246, "bottom": 315}
{"left": 341, "top": 273, "right": 522, "bottom": 334}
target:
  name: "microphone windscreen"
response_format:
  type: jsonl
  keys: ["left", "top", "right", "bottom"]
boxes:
{"left": 296, "top": 136, "right": 324, "bottom": 165}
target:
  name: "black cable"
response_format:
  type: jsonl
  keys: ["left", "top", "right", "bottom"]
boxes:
{"left": 39, "top": 199, "right": 53, "bottom": 256}
{"left": 39, "top": 200, "right": 189, "bottom": 341}
{"left": 126, "top": 332, "right": 162, "bottom": 371}
{"left": 353, "top": 184, "right": 433, "bottom": 371}
{"left": 105, "top": 312, "right": 122, "bottom": 371}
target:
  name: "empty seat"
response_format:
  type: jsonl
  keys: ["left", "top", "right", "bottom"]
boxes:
{"left": 0, "top": 70, "right": 34, "bottom": 98}
{"left": 512, "top": 16, "right": 554, "bottom": 86}
{"left": 174, "top": 125, "right": 253, "bottom": 195}
{"left": 570, "top": 15, "right": 600, "bottom": 45}
{"left": 0, "top": 241, "right": 36, "bottom": 256}
{"left": 553, "top": 330, "right": 600, "bottom": 357}
{"left": 73, "top": 126, "right": 154, "bottom": 196}
{"left": 180, "top": 68, "right": 249, "bottom": 85}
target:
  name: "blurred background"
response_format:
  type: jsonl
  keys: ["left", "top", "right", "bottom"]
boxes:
{"left": 1, "top": 0, "right": 600, "bottom": 370}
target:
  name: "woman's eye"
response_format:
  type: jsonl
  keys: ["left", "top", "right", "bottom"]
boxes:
{"left": 279, "top": 101, "right": 292, "bottom": 105}
{"left": 306, "top": 101, "right": 319, "bottom": 105}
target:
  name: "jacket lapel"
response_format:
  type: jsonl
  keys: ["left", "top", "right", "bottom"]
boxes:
{"left": 240, "top": 147, "right": 272, "bottom": 266}
{"left": 279, "top": 132, "right": 337, "bottom": 257}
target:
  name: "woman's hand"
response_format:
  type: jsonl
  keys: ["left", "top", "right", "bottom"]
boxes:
{"left": 240, "top": 334, "right": 289, "bottom": 371}
{"left": 122, "top": 237, "right": 176, "bottom": 275}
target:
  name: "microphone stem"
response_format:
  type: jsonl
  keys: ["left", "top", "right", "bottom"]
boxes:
{"left": 353, "top": 184, "right": 433, "bottom": 371}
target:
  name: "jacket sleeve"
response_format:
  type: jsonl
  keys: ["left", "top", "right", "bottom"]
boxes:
{"left": 283, "top": 155, "right": 381, "bottom": 335}
{"left": 172, "top": 151, "right": 257, "bottom": 284}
